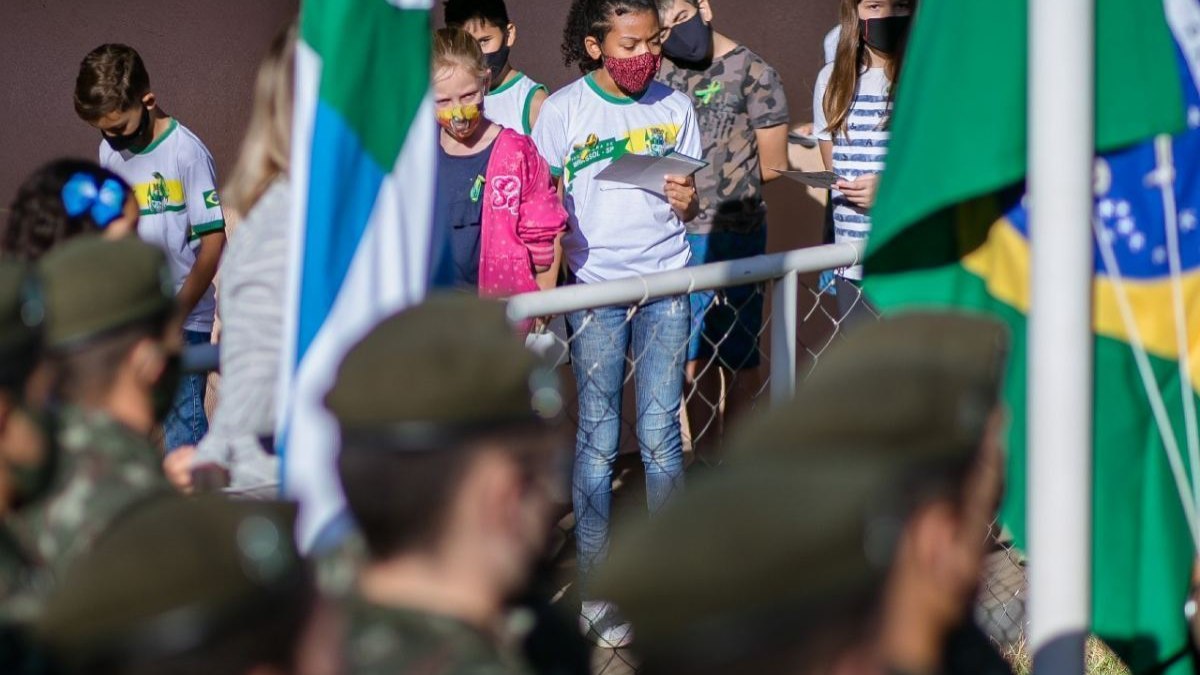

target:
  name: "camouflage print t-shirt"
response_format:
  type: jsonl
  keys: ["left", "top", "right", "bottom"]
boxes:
{"left": 658, "top": 45, "right": 789, "bottom": 235}
{"left": 344, "top": 596, "right": 534, "bottom": 675}
{"left": 9, "top": 406, "right": 171, "bottom": 581}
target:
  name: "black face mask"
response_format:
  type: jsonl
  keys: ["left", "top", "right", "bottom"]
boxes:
{"left": 152, "top": 353, "right": 183, "bottom": 424}
{"left": 663, "top": 12, "right": 713, "bottom": 64}
{"left": 102, "top": 105, "right": 151, "bottom": 153}
{"left": 485, "top": 41, "right": 511, "bottom": 90}
{"left": 860, "top": 15, "right": 912, "bottom": 55}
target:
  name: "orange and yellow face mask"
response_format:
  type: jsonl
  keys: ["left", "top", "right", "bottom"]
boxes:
{"left": 436, "top": 103, "right": 483, "bottom": 141}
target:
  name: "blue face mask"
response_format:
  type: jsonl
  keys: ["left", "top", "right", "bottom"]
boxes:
{"left": 663, "top": 11, "right": 713, "bottom": 64}
{"left": 61, "top": 173, "right": 128, "bottom": 229}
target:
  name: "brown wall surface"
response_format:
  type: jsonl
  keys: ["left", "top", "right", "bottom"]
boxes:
{"left": 4, "top": 0, "right": 835, "bottom": 246}
{"left": 0, "top": 0, "right": 299, "bottom": 209}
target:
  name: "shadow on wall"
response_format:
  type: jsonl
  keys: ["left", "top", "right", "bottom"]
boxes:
{"left": 0, "top": 0, "right": 299, "bottom": 207}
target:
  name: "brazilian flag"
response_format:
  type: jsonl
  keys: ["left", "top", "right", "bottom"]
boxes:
{"left": 863, "top": 1, "right": 1200, "bottom": 672}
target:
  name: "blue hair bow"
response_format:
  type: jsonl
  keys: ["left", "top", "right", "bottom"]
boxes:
{"left": 61, "top": 173, "right": 127, "bottom": 229}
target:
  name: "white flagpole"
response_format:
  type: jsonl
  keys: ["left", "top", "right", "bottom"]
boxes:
{"left": 1027, "top": 0, "right": 1094, "bottom": 673}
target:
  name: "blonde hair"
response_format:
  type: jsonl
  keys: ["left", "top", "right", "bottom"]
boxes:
{"left": 226, "top": 21, "right": 297, "bottom": 215}
{"left": 433, "top": 27, "right": 490, "bottom": 86}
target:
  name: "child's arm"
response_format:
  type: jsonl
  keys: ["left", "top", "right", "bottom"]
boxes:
{"left": 516, "top": 139, "right": 568, "bottom": 274}
{"left": 525, "top": 87, "right": 549, "bottom": 134}
{"left": 746, "top": 58, "right": 790, "bottom": 183}
{"left": 179, "top": 155, "right": 227, "bottom": 317}
{"left": 178, "top": 232, "right": 225, "bottom": 316}
{"left": 755, "top": 125, "right": 790, "bottom": 183}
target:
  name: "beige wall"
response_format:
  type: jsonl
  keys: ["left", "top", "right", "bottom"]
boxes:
{"left": 4, "top": 0, "right": 835, "bottom": 246}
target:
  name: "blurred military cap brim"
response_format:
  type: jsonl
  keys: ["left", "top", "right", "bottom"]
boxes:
{"left": 38, "top": 236, "right": 176, "bottom": 350}
{"left": 731, "top": 312, "right": 1009, "bottom": 468}
{"left": 38, "top": 495, "right": 305, "bottom": 664}
{"left": 596, "top": 462, "right": 897, "bottom": 665}
{"left": 0, "top": 260, "right": 42, "bottom": 366}
{"left": 326, "top": 293, "right": 562, "bottom": 435}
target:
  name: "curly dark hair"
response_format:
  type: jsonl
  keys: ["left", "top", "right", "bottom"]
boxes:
{"left": 562, "top": 0, "right": 661, "bottom": 73}
{"left": 2, "top": 159, "right": 133, "bottom": 262}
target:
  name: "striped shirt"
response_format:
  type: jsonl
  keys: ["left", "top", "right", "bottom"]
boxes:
{"left": 192, "top": 179, "right": 288, "bottom": 497}
{"left": 813, "top": 65, "right": 892, "bottom": 280}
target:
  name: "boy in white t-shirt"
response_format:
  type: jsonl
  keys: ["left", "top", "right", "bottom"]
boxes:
{"left": 445, "top": 0, "right": 550, "bottom": 135}
{"left": 74, "top": 44, "right": 226, "bottom": 452}
{"left": 532, "top": 0, "right": 700, "bottom": 648}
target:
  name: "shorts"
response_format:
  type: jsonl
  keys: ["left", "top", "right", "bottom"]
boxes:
{"left": 685, "top": 227, "right": 768, "bottom": 370}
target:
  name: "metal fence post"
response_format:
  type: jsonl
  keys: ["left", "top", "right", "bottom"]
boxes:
{"left": 770, "top": 270, "right": 799, "bottom": 405}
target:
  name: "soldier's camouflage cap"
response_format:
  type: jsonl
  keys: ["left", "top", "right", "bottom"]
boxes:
{"left": 38, "top": 495, "right": 309, "bottom": 668}
{"left": 0, "top": 260, "right": 44, "bottom": 390}
{"left": 596, "top": 460, "right": 901, "bottom": 668}
{"left": 37, "top": 236, "right": 176, "bottom": 350}
{"left": 325, "top": 293, "right": 563, "bottom": 446}
{"left": 731, "top": 312, "right": 1010, "bottom": 468}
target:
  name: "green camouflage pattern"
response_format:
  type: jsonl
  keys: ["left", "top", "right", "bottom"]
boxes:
{"left": 0, "top": 526, "right": 42, "bottom": 624}
{"left": 658, "top": 45, "right": 789, "bottom": 235}
{"left": 10, "top": 406, "right": 170, "bottom": 580}
{"left": 344, "top": 596, "right": 534, "bottom": 675}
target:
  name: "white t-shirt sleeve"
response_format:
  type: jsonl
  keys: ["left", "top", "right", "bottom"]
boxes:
{"left": 823, "top": 26, "right": 841, "bottom": 65}
{"left": 531, "top": 97, "right": 568, "bottom": 178}
{"left": 813, "top": 62, "right": 834, "bottom": 141}
{"left": 183, "top": 152, "right": 226, "bottom": 238}
{"left": 676, "top": 97, "right": 703, "bottom": 159}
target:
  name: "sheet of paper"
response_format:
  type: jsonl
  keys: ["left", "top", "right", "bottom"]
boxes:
{"left": 774, "top": 169, "right": 844, "bottom": 190}
{"left": 595, "top": 151, "right": 708, "bottom": 195}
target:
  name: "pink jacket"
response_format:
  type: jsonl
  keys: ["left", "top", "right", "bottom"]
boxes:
{"left": 478, "top": 128, "right": 567, "bottom": 299}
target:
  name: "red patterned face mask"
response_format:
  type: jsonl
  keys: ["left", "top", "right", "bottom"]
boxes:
{"left": 603, "top": 50, "right": 662, "bottom": 95}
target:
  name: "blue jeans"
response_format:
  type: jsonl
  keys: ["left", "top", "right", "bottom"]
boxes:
{"left": 163, "top": 330, "right": 211, "bottom": 452}
{"left": 567, "top": 296, "right": 689, "bottom": 592}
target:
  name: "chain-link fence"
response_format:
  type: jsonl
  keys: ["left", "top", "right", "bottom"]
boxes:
{"left": 506, "top": 242, "right": 1028, "bottom": 674}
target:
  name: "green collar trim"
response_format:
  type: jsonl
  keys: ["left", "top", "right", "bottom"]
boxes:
{"left": 585, "top": 72, "right": 643, "bottom": 105}
{"left": 136, "top": 118, "right": 177, "bottom": 155}
{"left": 490, "top": 71, "right": 526, "bottom": 95}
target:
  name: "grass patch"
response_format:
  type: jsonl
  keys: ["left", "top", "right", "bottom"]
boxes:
{"left": 1003, "top": 637, "right": 1131, "bottom": 675}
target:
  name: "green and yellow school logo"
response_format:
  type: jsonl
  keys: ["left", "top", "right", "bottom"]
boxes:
{"left": 148, "top": 172, "right": 169, "bottom": 214}
{"left": 203, "top": 190, "right": 221, "bottom": 209}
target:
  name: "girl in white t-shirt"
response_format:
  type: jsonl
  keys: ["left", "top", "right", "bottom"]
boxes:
{"left": 531, "top": 0, "right": 700, "bottom": 647}
{"left": 814, "top": 0, "right": 914, "bottom": 288}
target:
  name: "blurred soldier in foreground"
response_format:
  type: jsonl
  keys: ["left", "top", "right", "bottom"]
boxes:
{"left": 0, "top": 261, "right": 50, "bottom": 613}
{"left": 10, "top": 237, "right": 176, "bottom": 578}
{"left": 37, "top": 495, "right": 313, "bottom": 675}
{"left": 735, "top": 312, "right": 1012, "bottom": 675}
{"left": 597, "top": 460, "right": 900, "bottom": 675}
{"left": 600, "top": 312, "right": 1011, "bottom": 675}
{"left": 328, "top": 295, "right": 574, "bottom": 675}
{"left": 0, "top": 262, "right": 56, "bottom": 673}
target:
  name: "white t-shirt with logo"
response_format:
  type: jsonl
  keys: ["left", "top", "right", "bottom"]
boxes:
{"left": 100, "top": 119, "right": 225, "bottom": 332}
{"left": 485, "top": 72, "right": 548, "bottom": 135}
{"left": 813, "top": 65, "right": 892, "bottom": 280}
{"left": 532, "top": 73, "right": 700, "bottom": 284}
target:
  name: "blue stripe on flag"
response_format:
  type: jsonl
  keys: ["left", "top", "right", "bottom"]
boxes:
{"left": 296, "top": 101, "right": 387, "bottom": 366}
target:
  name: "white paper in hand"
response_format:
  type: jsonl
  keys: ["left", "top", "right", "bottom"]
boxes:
{"left": 595, "top": 151, "right": 708, "bottom": 195}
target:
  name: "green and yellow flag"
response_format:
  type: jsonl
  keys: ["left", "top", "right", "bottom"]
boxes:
{"left": 863, "top": 1, "right": 1200, "bottom": 672}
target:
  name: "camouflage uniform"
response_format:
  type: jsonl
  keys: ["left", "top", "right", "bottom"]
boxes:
{"left": 658, "top": 46, "right": 788, "bottom": 368}
{"left": 345, "top": 597, "right": 534, "bottom": 675}
{"left": 0, "top": 527, "right": 39, "bottom": 623}
{"left": 10, "top": 406, "right": 170, "bottom": 578}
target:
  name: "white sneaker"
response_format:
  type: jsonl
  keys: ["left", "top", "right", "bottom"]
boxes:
{"left": 580, "top": 600, "right": 634, "bottom": 648}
